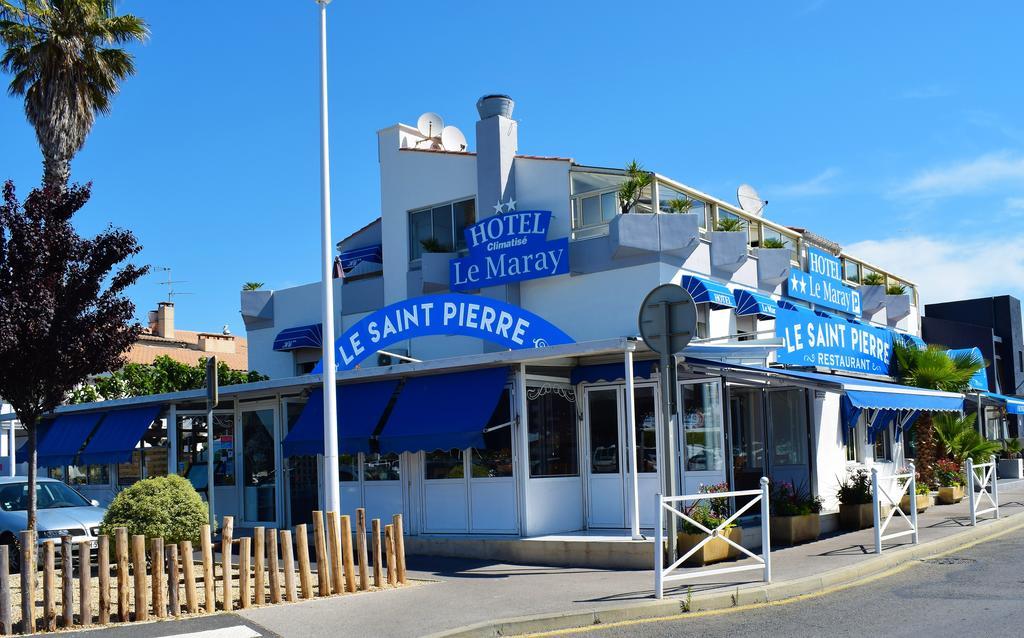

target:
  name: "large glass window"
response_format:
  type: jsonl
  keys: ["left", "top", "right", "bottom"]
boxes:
{"left": 528, "top": 389, "right": 578, "bottom": 477}
{"left": 658, "top": 186, "right": 708, "bottom": 229}
{"left": 67, "top": 464, "right": 109, "bottom": 486}
{"left": 634, "top": 387, "right": 658, "bottom": 474}
{"left": 768, "top": 389, "right": 809, "bottom": 467}
{"left": 408, "top": 198, "right": 476, "bottom": 260}
{"left": 680, "top": 382, "right": 724, "bottom": 472}
{"left": 424, "top": 449, "right": 464, "bottom": 479}
{"left": 364, "top": 453, "right": 400, "bottom": 481}
{"left": 873, "top": 428, "right": 892, "bottom": 461}
{"left": 471, "top": 390, "right": 513, "bottom": 478}
{"left": 587, "top": 389, "right": 619, "bottom": 475}
{"left": 177, "top": 413, "right": 235, "bottom": 488}
{"left": 843, "top": 258, "right": 861, "bottom": 283}
{"left": 339, "top": 453, "right": 359, "bottom": 482}
{"left": 241, "top": 408, "right": 276, "bottom": 521}
{"left": 576, "top": 191, "right": 618, "bottom": 228}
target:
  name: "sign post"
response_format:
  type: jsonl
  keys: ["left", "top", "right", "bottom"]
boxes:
{"left": 205, "top": 356, "right": 219, "bottom": 529}
{"left": 638, "top": 284, "right": 696, "bottom": 564}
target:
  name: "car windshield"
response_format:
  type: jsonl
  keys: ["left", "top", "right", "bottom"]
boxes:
{"left": 0, "top": 482, "right": 91, "bottom": 512}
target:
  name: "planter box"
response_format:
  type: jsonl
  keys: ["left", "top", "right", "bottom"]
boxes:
{"left": 769, "top": 513, "right": 821, "bottom": 546}
{"left": 839, "top": 502, "right": 888, "bottom": 530}
{"left": 859, "top": 285, "right": 887, "bottom": 315}
{"left": 937, "top": 486, "right": 965, "bottom": 504}
{"left": 420, "top": 251, "right": 456, "bottom": 293}
{"left": 899, "top": 493, "right": 931, "bottom": 514}
{"left": 658, "top": 213, "right": 701, "bottom": 259}
{"left": 885, "top": 294, "right": 912, "bottom": 323}
{"left": 708, "top": 231, "right": 748, "bottom": 272}
{"left": 998, "top": 458, "right": 1024, "bottom": 479}
{"left": 676, "top": 527, "right": 742, "bottom": 567}
{"left": 240, "top": 289, "right": 274, "bottom": 330}
{"left": 608, "top": 213, "right": 660, "bottom": 257}
{"left": 755, "top": 247, "right": 792, "bottom": 288}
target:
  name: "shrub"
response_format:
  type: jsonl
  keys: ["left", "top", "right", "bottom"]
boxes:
{"left": 680, "top": 483, "right": 732, "bottom": 534}
{"left": 770, "top": 481, "right": 823, "bottom": 516}
{"left": 934, "top": 458, "right": 965, "bottom": 487}
{"left": 100, "top": 475, "right": 209, "bottom": 545}
{"left": 836, "top": 469, "right": 873, "bottom": 505}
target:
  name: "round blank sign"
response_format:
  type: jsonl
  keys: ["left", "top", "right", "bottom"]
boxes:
{"left": 638, "top": 284, "right": 697, "bottom": 355}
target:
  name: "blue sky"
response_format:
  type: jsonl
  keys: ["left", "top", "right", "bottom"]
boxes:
{"left": 2, "top": 1, "right": 1024, "bottom": 335}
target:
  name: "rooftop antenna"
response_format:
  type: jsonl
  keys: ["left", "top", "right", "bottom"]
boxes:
{"left": 413, "top": 112, "right": 468, "bottom": 152}
{"left": 737, "top": 184, "right": 767, "bottom": 217}
{"left": 153, "top": 266, "right": 192, "bottom": 302}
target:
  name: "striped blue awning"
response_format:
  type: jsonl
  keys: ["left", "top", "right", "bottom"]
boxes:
{"left": 681, "top": 275, "right": 736, "bottom": 310}
{"left": 778, "top": 300, "right": 812, "bottom": 314}
{"left": 982, "top": 391, "right": 1024, "bottom": 415}
{"left": 893, "top": 331, "right": 926, "bottom": 350}
{"left": 273, "top": 324, "right": 323, "bottom": 351}
{"left": 338, "top": 244, "right": 383, "bottom": 274}
{"left": 733, "top": 289, "right": 777, "bottom": 320}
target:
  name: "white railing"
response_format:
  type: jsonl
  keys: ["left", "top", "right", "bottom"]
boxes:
{"left": 966, "top": 455, "right": 1000, "bottom": 525}
{"left": 871, "top": 463, "right": 919, "bottom": 554}
{"left": 654, "top": 477, "right": 771, "bottom": 599}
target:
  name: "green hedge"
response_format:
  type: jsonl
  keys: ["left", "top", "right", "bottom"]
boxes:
{"left": 100, "top": 475, "right": 209, "bottom": 544}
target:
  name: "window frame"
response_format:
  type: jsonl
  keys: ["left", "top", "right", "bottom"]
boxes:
{"left": 407, "top": 196, "right": 477, "bottom": 263}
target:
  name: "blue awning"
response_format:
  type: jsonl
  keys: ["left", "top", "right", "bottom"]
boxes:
{"left": 37, "top": 412, "right": 103, "bottom": 467}
{"left": 78, "top": 405, "right": 162, "bottom": 465}
{"left": 378, "top": 368, "right": 509, "bottom": 454}
{"left": 947, "top": 348, "right": 988, "bottom": 391}
{"left": 273, "top": 324, "right": 323, "bottom": 351}
{"left": 570, "top": 360, "right": 655, "bottom": 385}
{"left": 732, "top": 289, "right": 777, "bottom": 320}
{"left": 892, "top": 331, "right": 926, "bottom": 350}
{"left": 282, "top": 380, "right": 399, "bottom": 456}
{"left": 681, "top": 275, "right": 736, "bottom": 310}
{"left": 338, "top": 244, "right": 383, "bottom": 274}
{"left": 777, "top": 300, "right": 812, "bottom": 314}
{"left": 981, "top": 391, "right": 1024, "bottom": 415}
{"left": 814, "top": 309, "right": 840, "bottom": 319}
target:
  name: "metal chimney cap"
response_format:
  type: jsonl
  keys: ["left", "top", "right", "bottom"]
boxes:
{"left": 477, "top": 94, "right": 515, "bottom": 119}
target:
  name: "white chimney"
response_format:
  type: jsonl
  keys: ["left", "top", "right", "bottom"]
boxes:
{"left": 475, "top": 94, "right": 517, "bottom": 218}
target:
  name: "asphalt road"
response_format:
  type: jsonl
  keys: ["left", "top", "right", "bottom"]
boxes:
{"left": 546, "top": 531, "right": 1024, "bottom": 638}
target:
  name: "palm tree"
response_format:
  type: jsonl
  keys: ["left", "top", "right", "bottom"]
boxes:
{"left": 0, "top": 0, "right": 148, "bottom": 189}
{"left": 934, "top": 413, "right": 1002, "bottom": 464}
{"left": 618, "top": 160, "right": 652, "bottom": 215}
{"left": 893, "top": 342, "right": 985, "bottom": 484}
{"left": 242, "top": 282, "right": 264, "bottom": 291}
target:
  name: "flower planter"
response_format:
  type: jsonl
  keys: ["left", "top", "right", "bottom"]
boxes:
{"left": 676, "top": 527, "right": 743, "bottom": 567}
{"left": 769, "top": 513, "right": 820, "bottom": 546}
{"left": 937, "top": 486, "right": 965, "bottom": 504}
{"left": 839, "top": 502, "right": 888, "bottom": 530}
{"left": 420, "top": 251, "right": 456, "bottom": 293}
{"left": 658, "top": 213, "right": 701, "bottom": 259}
{"left": 708, "top": 231, "right": 748, "bottom": 272}
{"left": 998, "top": 458, "right": 1024, "bottom": 479}
{"left": 608, "top": 213, "right": 659, "bottom": 257}
{"left": 899, "top": 493, "right": 931, "bottom": 514}
{"left": 755, "top": 247, "right": 792, "bottom": 288}
{"left": 859, "top": 285, "right": 887, "bottom": 315}
{"left": 884, "top": 294, "right": 911, "bottom": 324}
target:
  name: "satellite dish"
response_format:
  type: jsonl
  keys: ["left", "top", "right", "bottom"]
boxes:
{"left": 737, "top": 184, "right": 766, "bottom": 217}
{"left": 416, "top": 112, "right": 444, "bottom": 139}
{"left": 440, "top": 126, "right": 467, "bottom": 152}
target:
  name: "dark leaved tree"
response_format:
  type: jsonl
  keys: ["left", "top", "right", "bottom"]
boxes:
{"left": 0, "top": 181, "right": 146, "bottom": 535}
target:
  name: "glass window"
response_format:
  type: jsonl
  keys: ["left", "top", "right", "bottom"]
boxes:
{"left": 581, "top": 194, "right": 601, "bottom": 227}
{"left": 747, "top": 220, "right": 762, "bottom": 247}
{"left": 118, "top": 451, "right": 143, "bottom": 486}
{"left": 0, "top": 481, "right": 90, "bottom": 512}
{"left": 736, "top": 315, "right": 757, "bottom": 341}
{"left": 68, "top": 464, "right": 109, "bottom": 486}
{"left": 408, "top": 198, "right": 476, "bottom": 260}
{"left": 901, "top": 424, "right": 916, "bottom": 460}
{"left": 424, "top": 449, "right": 464, "bottom": 479}
{"left": 452, "top": 199, "right": 476, "bottom": 251}
{"left": 768, "top": 389, "right": 808, "bottom": 467}
{"left": 846, "top": 422, "right": 860, "bottom": 462}
{"left": 47, "top": 466, "right": 65, "bottom": 481}
{"left": 472, "top": 390, "right": 513, "bottom": 478}
{"left": 528, "top": 389, "right": 578, "bottom": 477}
{"left": 587, "top": 389, "right": 620, "bottom": 474}
{"left": 873, "top": 428, "right": 891, "bottom": 461}
{"left": 634, "top": 387, "right": 658, "bottom": 474}
{"left": 177, "top": 413, "right": 235, "bottom": 488}
{"left": 716, "top": 209, "right": 746, "bottom": 232}
{"left": 843, "top": 259, "right": 861, "bottom": 283}
{"left": 696, "top": 305, "right": 709, "bottom": 339}
{"left": 408, "top": 209, "right": 431, "bottom": 261}
{"left": 241, "top": 409, "right": 276, "bottom": 521}
{"left": 430, "top": 206, "right": 453, "bottom": 251}
{"left": 680, "top": 381, "right": 724, "bottom": 472}
{"left": 339, "top": 453, "right": 359, "bottom": 482}
{"left": 364, "top": 453, "right": 400, "bottom": 481}
{"left": 601, "top": 191, "right": 618, "bottom": 220}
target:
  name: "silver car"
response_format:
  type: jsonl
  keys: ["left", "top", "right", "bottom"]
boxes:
{"left": 0, "top": 477, "right": 105, "bottom": 572}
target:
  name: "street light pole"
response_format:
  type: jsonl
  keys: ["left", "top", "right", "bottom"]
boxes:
{"left": 316, "top": 0, "right": 341, "bottom": 515}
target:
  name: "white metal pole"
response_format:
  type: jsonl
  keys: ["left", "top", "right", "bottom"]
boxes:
{"left": 966, "top": 458, "right": 975, "bottom": 525}
{"left": 624, "top": 347, "right": 641, "bottom": 540}
{"left": 908, "top": 461, "right": 919, "bottom": 544}
{"left": 654, "top": 492, "right": 663, "bottom": 599}
{"left": 991, "top": 454, "right": 1000, "bottom": 518}
{"left": 760, "top": 476, "right": 771, "bottom": 583}
{"left": 871, "top": 467, "right": 881, "bottom": 554}
{"left": 316, "top": 0, "right": 341, "bottom": 516}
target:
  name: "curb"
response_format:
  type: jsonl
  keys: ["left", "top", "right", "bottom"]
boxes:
{"left": 427, "top": 511, "right": 1024, "bottom": 638}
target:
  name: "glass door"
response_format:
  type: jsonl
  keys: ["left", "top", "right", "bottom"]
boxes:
{"left": 678, "top": 379, "right": 727, "bottom": 496}
{"left": 585, "top": 387, "right": 625, "bottom": 528}
{"left": 766, "top": 388, "right": 811, "bottom": 491}
{"left": 729, "top": 386, "right": 766, "bottom": 499}
{"left": 240, "top": 405, "right": 279, "bottom": 525}
{"left": 283, "top": 400, "right": 318, "bottom": 527}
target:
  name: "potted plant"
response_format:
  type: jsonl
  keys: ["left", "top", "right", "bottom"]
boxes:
{"left": 837, "top": 469, "right": 886, "bottom": 530}
{"left": 419, "top": 237, "right": 456, "bottom": 292}
{"left": 998, "top": 438, "right": 1024, "bottom": 479}
{"left": 884, "top": 282, "right": 911, "bottom": 323}
{"left": 617, "top": 160, "right": 652, "bottom": 214}
{"left": 658, "top": 198, "right": 701, "bottom": 258}
{"left": 676, "top": 483, "right": 742, "bottom": 566}
{"left": 709, "top": 216, "right": 749, "bottom": 272}
{"left": 859, "top": 272, "right": 887, "bottom": 315}
{"left": 769, "top": 481, "right": 823, "bottom": 545}
{"left": 897, "top": 469, "right": 931, "bottom": 513}
{"left": 755, "top": 237, "right": 792, "bottom": 288}
{"left": 934, "top": 458, "right": 966, "bottom": 504}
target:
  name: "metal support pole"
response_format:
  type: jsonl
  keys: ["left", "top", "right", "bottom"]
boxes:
{"left": 760, "top": 477, "right": 771, "bottom": 583}
{"left": 624, "top": 347, "right": 642, "bottom": 540}
{"left": 654, "top": 492, "right": 663, "bottom": 600}
{"left": 658, "top": 330, "right": 677, "bottom": 563}
{"left": 908, "top": 462, "right": 919, "bottom": 545}
{"left": 991, "top": 454, "right": 1000, "bottom": 519}
{"left": 871, "top": 467, "right": 881, "bottom": 554}
{"left": 207, "top": 407, "right": 215, "bottom": 529}
{"left": 966, "top": 458, "right": 976, "bottom": 525}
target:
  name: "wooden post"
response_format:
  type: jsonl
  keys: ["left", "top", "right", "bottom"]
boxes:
{"left": 43, "top": 540, "right": 56, "bottom": 632}
{"left": 295, "top": 524, "right": 313, "bottom": 600}
{"left": 267, "top": 529, "right": 280, "bottom": 604}
{"left": 356, "top": 509, "right": 369, "bottom": 591}
{"left": 132, "top": 534, "right": 147, "bottom": 621}
{"left": 180, "top": 540, "right": 198, "bottom": 615}
{"left": 372, "top": 519, "right": 383, "bottom": 588}
{"left": 19, "top": 531, "right": 34, "bottom": 634}
{"left": 392, "top": 514, "right": 407, "bottom": 585}
{"left": 151, "top": 537, "right": 165, "bottom": 619}
{"left": 325, "top": 512, "right": 343, "bottom": 595}
{"left": 0, "top": 547, "right": 11, "bottom": 635}
{"left": 220, "top": 516, "right": 233, "bottom": 611}
{"left": 200, "top": 525, "right": 214, "bottom": 613}
{"left": 167, "top": 544, "right": 180, "bottom": 617}
{"left": 312, "top": 512, "right": 330, "bottom": 597}
{"left": 61, "top": 536, "right": 73, "bottom": 628}
{"left": 115, "top": 528, "right": 129, "bottom": 623}
{"left": 78, "top": 540, "right": 92, "bottom": 627}
{"left": 252, "top": 527, "right": 265, "bottom": 606}
{"left": 98, "top": 535, "right": 110, "bottom": 625}
{"left": 384, "top": 525, "right": 396, "bottom": 586}
{"left": 340, "top": 515, "right": 356, "bottom": 593}
{"left": 237, "top": 537, "right": 250, "bottom": 610}
{"left": 280, "top": 530, "right": 296, "bottom": 602}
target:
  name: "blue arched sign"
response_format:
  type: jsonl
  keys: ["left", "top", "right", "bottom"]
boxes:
{"left": 313, "top": 294, "right": 575, "bottom": 372}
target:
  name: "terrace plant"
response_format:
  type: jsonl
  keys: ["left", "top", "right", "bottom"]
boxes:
{"left": 618, "top": 160, "right": 652, "bottom": 214}
{"left": 836, "top": 469, "right": 873, "bottom": 505}
{"left": 761, "top": 237, "right": 788, "bottom": 249}
{"left": 715, "top": 216, "right": 747, "bottom": 232}
{"left": 862, "top": 272, "right": 886, "bottom": 286}
{"left": 933, "top": 458, "right": 965, "bottom": 487}
{"left": 886, "top": 282, "right": 908, "bottom": 295}
{"left": 1001, "top": 437, "right": 1022, "bottom": 460}
{"left": 679, "top": 482, "right": 732, "bottom": 534}
{"left": 770, "top": 481, "right": 823, "bottom": 516}
{"left": 933, "top": 412, "right": 1002, "bottom": 465}
{"left": 420, "top": 237, "right": 451, "bottom": 253}
{"left": 665, "top": 197, "right": 696, "bottom": 214}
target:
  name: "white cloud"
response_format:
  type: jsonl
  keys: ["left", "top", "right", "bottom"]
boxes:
{"left": 1006, "top": 197, "right": 1024, "bottom": 211}
{"left": 845, "top": 234, "right": 1024, "bottom": 306}
{"left": 773, "top": 167, "right": 841, "bottom": 197}
{"left": 892, "top": 151, "right": 1024, "bottom": 199}
{"left": 899, "top": 84, "right": 953, "bottom": 100}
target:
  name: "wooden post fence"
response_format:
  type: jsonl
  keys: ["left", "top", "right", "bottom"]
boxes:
{"left": 267, "top": 528, "right": 280, "bottom": 605}
{"left": 356, "top": 509, "right": 369, "bottom": 591}
{"left": 168, "top": 544, "right": 180, "bottom": 617}
{"left": 393, "top": 514, "right": 407, "bottom": 585}
{"left": 372, "top": 519, "right": 383, "bottom": 588}
{"left": 200, "top": 525, "right": 214, "bottom": 613}
{"left": 340, "top": 515, "right": 356, "bottom": 593}
{"left": 131, "top": 535, "right": 147, "bottom": 622}
{"left": 238, "top": 537, "right": 251, "bottom": 610}
{"left": 115, "top": 528, "right": 129, "bottom": 623}
{"left": 181, "top": 539, "right": 198, "bottom": 615}
{"left": 295, "top": 524, "right": 313, "bottom": 600}
{"left": 280, "top": 530, "right": 296, "bottom": 602}
{"left": 60, "top": 537, "right": 73, "bottom": 628}
{"left": 152, "top": 537, "right": 166, "bottom": 618}
{"left": 312, "top": 512, "right": 330, "bottom": 597}
{"left": 0, "top": 549, "right": 10, "bottom": 635}
{"left": 384, "top": 525, "right": 396, "bottom": 586}
{"left": 98, "top": 535, "right": 111, "bottom": 625}
{"left": 19, "top": 531, "right": 33, "bottom": 634}
{"left": 325, "top": 512, "right": 343, "bottom": 595}
{"left": 78, "top": 540, "right": 92, "bottom": 627}
{"left": 221, "top": 516, "right": 234, "bottom": 611}
{"left": 253, "top": 527, "right": 265, "bottom": 606}
{"left": 43, "top": 541, "right": 55, "bottom": 632}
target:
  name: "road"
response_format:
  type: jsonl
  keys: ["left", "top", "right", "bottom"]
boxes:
{"left": 541, "top": 531, "right": 1024, "bottom": 638}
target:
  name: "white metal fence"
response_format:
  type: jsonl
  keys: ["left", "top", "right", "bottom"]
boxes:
{"left": 654, "top": 477, "right": 771, "bottom": 599}
{"left": 966, "top": 455, "right": 1000, "bottom": 525}
{"left": 871, "top": 463, "right": 919, "bottom": 554}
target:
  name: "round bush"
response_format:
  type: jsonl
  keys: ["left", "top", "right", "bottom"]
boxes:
{"left": 100, "top": 475, "right": 209, "bottom": 544}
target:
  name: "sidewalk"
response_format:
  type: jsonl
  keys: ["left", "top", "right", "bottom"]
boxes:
{"left": 237, "top": 480, "right": 1024, "bottom": 638}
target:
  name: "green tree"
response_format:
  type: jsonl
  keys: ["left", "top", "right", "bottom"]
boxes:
{"left": 893, "top": 342, "right": 985, "bottom": 484}
{"left": 242, "top": 282, "right": 264, "bottom": 291}
{"left": 0, "top": 0, "right": 148, "bottom": 189}
{"left": 617, "top": 160, "right": 652, "bottom": 215}
{"left": 69, "top": 355, "right": 269, "bottom": 403}
{"left": 934, "top": 412, "right": 1002, "bottom": 464}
